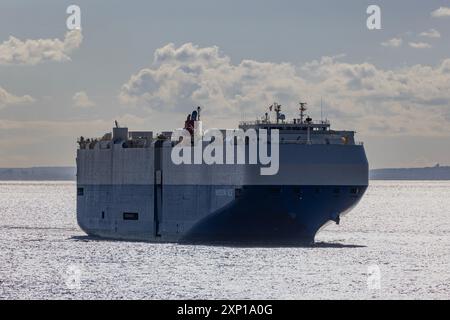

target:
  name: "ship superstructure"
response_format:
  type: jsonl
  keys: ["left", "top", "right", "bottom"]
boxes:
{"left": 76, "top": 102, "right": 368, "bottom": 244}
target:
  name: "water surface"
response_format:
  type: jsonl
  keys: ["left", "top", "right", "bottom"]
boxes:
{"left": 0, "top": 181, "right": 449, "bottom": 299}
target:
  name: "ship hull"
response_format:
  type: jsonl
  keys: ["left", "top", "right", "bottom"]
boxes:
{"left": 181, "top": 185, "right": 367, "bottom": 245}
{"left": 77, "top": 183, "right": 367, "bottom": 245}
{"left": 76, "top": 141, "right": 368, "bottom": 245}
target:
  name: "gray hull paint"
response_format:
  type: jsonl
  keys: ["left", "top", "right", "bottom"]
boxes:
{"left": 77, "top": 184, "right": 236, "bottom": 242}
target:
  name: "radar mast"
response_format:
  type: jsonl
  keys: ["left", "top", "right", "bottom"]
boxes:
{"left": 270, "top": 102, "right": 282, "bottom": 124}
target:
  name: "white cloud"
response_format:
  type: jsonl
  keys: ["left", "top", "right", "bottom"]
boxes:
{"left": 73, "top": 91, "right": 95, "bottom": 108}
{"left": 431, "top": 6, "right": 450, "bottom": 18}
{"left": 409, "top": 42, "right": 431, "bottom": 49}
{"left": 119, "top": 43, "right": 450, "bottom": 136}
{"left": 0, "top": 30, "right": 82, "bottom": 66}
{"left": 0, "top": 86, "right": 34, "bottom": 109}
{"left": 409, "top": 42, "right": 432, "bottom": 49}
{"left": 419, "top": 29, "right": 441, "bottom": 38}
{"left": 381, "top": 38, "right": 403, "bottom": 48}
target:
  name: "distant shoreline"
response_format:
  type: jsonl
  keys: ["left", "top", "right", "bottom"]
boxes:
{"left": 370, "top": 165, "right": 450, "bottom": 180}
{"left": 0, "top": 167, "right": 76, "bottom": 181}
{"left": 1, "top": 166, "right": 449, "bottom": 181}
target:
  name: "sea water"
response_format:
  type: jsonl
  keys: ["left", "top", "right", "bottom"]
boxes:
{"left": 0, "top": 181, "right": 448, "bottom": 299}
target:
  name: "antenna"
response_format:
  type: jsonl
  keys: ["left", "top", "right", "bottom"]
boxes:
{"left": 272, "top": 102, "right": 282, "bottom": 124}
{"left": 115, "top": 120, "right": 120, "bottom": 128}
{"left": 320, "top": 97, "right": 323, "bottom": 122}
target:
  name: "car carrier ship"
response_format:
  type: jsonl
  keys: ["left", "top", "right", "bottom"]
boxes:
{"left": 76, "top": 102, "right": 368, "bottom": 245}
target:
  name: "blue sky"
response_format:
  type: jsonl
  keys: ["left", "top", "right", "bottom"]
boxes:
{"left": 1, "top": 0, "right": 450, "bottom": 168}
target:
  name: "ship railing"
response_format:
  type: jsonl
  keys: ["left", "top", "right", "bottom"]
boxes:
{"left": 279, "top": 139, "right": 364, "bottom": 146}
{"left": 239, "top": 119, "right": 330, "bottom": 126}
{"left": 78, "top": 137, "right": 154, "bottom": 150}
{"left": 78, "top": 137, "right": 111, "bottom": 150}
